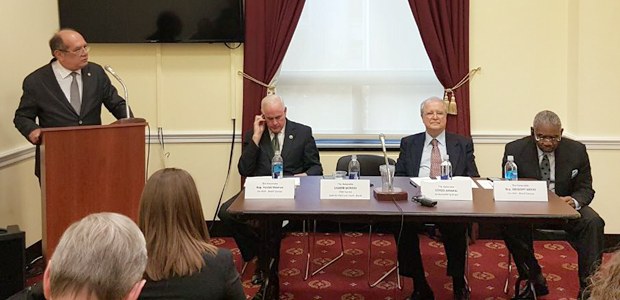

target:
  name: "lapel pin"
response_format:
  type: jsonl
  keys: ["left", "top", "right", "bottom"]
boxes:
{"left": 87, "top": 72, "right": 91, "bottom": 76}
{"left": 289, "top": 135, "right": 293, "bottom": 140}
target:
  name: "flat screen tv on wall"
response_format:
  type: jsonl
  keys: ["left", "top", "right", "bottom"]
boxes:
{"left": 58, "top": 0, "right": 244, "bottom": 43}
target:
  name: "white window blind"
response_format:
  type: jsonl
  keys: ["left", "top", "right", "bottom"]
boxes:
{"left": 278, "top": 0, "right": 443, "bottom": 138}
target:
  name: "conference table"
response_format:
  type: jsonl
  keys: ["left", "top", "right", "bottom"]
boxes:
{"left": 226, "top": 176, "right": 580, "bottom": 296}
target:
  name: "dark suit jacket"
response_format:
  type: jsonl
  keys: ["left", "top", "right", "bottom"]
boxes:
{"left": 395, "top": 132, "right": 479, "bottom": 178}
{"left": 502, "top": 136, "right": 595, "bottom": 207}
{"left": 238, "top": 119, "right": 323, "bottom": 177}
{"left": 13, "top": 60, "right": 129, "bottom": 177}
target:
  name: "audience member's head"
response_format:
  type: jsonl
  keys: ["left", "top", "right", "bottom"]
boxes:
{"left": 260, "top": 94, "right": 287, "bottom": 134}
{"left": 139, "top": 168, "right": 217, "bottom": 281}
{"left": 531, "top": 110, "right": 564, "bottom": 153}
{"left": 585, "top": 250, "right": 620, "bottom": 299}
{"left": 43, "top": 212, "right": 147, "bottom": 300}
{"left": 419, "top": 96, "right": 447, "bottom": 137}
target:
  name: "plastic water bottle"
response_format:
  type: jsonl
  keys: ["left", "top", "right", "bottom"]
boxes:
{"left": 504, "top": 155, "right": 518, "bottom": 180}
{"left": 440, "top": 155, "right": 452, "bottom": 180}
{"left": 272, "top": 151, "right": 283, "bottom": 179}
{"left": 348, "top": 155, "right": 360, "bottom": 179}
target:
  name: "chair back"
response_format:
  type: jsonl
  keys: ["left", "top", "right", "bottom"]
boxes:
{"left": 335, "top": 154, "right": 396, "bottom": 176}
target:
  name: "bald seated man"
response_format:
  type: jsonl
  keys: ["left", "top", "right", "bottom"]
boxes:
{"left": 219, "top": 94, "right": 322, "bottom": 298}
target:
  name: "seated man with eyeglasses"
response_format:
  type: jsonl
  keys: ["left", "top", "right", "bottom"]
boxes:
{"left": 501, "top": 110, "right": 605, "bottom": 300}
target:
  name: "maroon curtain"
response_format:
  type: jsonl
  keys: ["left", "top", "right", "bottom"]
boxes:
{"left": 408, "top": 0, "right": 471, "bottom": 136}
{"left": 242, "top": 1, "right": 305, "bottom": 134}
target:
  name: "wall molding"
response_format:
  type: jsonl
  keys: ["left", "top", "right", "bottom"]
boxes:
{"left": 2, "top": 132, "right": 619, "bottom": 169}
{"left": 0, "top": 145, "right": 35, "bottom": 169}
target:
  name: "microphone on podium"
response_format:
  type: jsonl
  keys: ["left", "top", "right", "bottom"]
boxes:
{"left": 104, "top": 65, "right": 131, "bottom": 119}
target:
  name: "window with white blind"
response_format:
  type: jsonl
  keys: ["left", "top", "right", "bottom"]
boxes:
{"left": 278, "top": 0, "right": 443, "bottom": 139}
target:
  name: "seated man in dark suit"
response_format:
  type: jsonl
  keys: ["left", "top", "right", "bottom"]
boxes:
{"left": 502, "top": 110, "right": 605, "bottom": 300}
{"left": 395, "top": 97, "right": 479, "bottom": 300}
{"left": 218, "top": 94, "right": 322, "bottom": 296}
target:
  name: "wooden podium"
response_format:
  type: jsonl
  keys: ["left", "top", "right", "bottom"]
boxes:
{"left": 40, "top": 119, "right": 147, "bottom": 259}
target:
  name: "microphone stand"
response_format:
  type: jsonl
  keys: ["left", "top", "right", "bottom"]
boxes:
{"left": 374, "top": 134, "right": 407, "bottom": 201}
{"left": 104, "top": 65, "right": 131, "bottom": 120}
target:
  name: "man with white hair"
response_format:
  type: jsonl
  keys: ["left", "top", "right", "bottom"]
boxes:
{"left": 43, "top": 212, "right": 147, "bottom": 300}
{"left": 219, "top": 94, "right": 322, "bottom": 298}
{"left": 395, "top": 97, "right": 479, "bottom": 300}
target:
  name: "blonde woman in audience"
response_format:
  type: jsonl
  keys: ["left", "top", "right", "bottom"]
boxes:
{"left": 138, "top": 168, "right": 245, "bottom": 300}
{"left": 585, "top": 250, "right": 620, "bottom": 300}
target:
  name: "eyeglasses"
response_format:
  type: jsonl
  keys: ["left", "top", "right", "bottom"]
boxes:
{"left": 60, "top": 45, "right": 90, "bottom": 55}
{"left": 534, "top": 135, "right": 561, "bottom": 142}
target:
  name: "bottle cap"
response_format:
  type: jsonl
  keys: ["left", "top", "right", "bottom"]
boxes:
{"left": 351, "top": 154, "right": 357, "bottom": 160}
{"left": 507, "top": 155, "right": 514, "bottom": 161}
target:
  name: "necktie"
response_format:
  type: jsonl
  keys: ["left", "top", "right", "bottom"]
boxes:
{"left": 272, "top": 134, "right": 280, "bottom": 153}
{"left": 430, "top": 139, "right": 441, "bottom": 178}
{"left": 540, "top": 154, "right": 551, "bottom": 184}
{"left": 70, "top": 72, "right": 81, "bottom": 115}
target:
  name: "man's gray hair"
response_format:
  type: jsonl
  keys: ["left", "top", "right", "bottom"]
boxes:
{"left": 49, "top": 212, "right": 147, "bottom": 299}
{"left": 533, "top": 110, "right": 562, "bottom": 128}
{"left": 419, "top": 96, "right": 445, "bottom": 116}
{"left": 261, "top": 94, "right": 285, "bottom": 110}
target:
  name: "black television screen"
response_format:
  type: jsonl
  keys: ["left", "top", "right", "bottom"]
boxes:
{"left": 58, "top": 0, "right": 244, "bottom": 43}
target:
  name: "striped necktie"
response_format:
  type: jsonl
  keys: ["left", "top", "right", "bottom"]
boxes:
{"left": 430, "top": 139, "right": 441, "bottom": 177}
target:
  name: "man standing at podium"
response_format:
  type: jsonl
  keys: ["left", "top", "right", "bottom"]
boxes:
{"left": 395, "top": 96, "right": 479, "bottom": 300}
{"left": 13, "top": 29, "right": 130, "bottom": 178}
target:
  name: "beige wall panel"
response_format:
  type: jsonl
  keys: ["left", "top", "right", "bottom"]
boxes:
{"left": 574, "top": 1, "right": 620, "bottom": 136}
{"left": 470, "top": 0, "right": 568, "bottom": 134}
{"left": 1, "top": 1, "right": 59, "bottom": 152}
{"left": 159, "top": 45, "right": 239, "bottom": 130}
{"left": 0, "top": 159, "right": 42, "bottom": 246}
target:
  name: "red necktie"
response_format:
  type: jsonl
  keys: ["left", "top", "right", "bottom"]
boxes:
{"left": 430, "top": 139, "right": 441, "bottom": 177}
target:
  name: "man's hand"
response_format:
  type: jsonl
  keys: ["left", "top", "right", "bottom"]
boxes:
{"left": 252, "top": 114, "right": 266, "bottom": 146}
{"left": 559, "top": 196, "right": 576, "bottom": 208}
{"left": 28, "top": 128, "right": 42, "bottom": 145}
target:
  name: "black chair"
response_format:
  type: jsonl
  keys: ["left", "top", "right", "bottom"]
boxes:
{"left": 335, "top": 154, "right": 395, "bottom": 176}
{"left": 304, "top": 154, "right": 400, "bottom": 288}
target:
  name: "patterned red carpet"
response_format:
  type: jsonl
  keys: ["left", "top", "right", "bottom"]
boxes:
{"left": 211, "top": 232, "right": 582, "bottom": 300}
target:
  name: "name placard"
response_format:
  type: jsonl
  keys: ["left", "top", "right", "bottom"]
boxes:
{"left": 421, "top": 178, "right": 473, "bottom": 201}
{"left": 245, "top": 178, "right": 296, "bottom": 199}
{"left": 493, "top": 181, "right": 548, "bottom": 202}
{"left": 320, "top": 179, "right": 371, "bottom": 200}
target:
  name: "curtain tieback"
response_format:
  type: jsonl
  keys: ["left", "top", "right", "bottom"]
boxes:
{"left": 443, "top": 67, "right": 481, "bottom": 115}
{"left": 238, "top": 71, "right": 276, "bottom": 95}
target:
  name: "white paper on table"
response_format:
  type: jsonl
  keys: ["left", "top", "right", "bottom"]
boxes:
{"left": 409, "top": 177, "right": 432, "bottom": 187}
{"left": 476, "top": 179, "right": 494, "bottom": 189}
{"left": 244, "top": 176, "right": 300, "bottom": 186}
{"left": 452, "top": 176, "right": 479, "bottom": 188}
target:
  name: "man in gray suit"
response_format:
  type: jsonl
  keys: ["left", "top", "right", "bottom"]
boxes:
{"left": 395, "top": 97, "right": 479, "bottom": 300}
{"left": 13, "top": 29, "right": 130, "bottom": 178}
{"left": 502, "top": 110, "right": 605, "bottom": 300}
